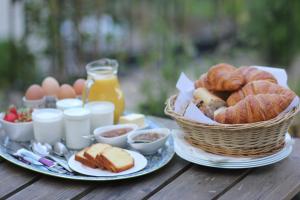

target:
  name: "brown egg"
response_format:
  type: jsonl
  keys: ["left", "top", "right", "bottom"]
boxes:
{"left": 58, "top": 84, "right": 76, "bottom": 99}
{"left": 73, "top": 79, "right": 86, "bottom": 95}
{"left": 42, "top": 77, "right": 60, "bottom": 97}
{"left": 25, "top": 84, "right": 45, "bottom": 100}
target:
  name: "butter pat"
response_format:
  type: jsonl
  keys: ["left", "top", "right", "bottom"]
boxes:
{"left": 119, "top": 114, "right": 145, "bottom": 128}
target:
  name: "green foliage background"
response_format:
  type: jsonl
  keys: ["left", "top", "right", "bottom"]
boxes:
{"left": 1, "top": 0, "right": 300, "bottom": 116}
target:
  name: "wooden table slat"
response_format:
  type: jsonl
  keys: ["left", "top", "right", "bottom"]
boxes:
{"left": 218, "top": 139, "right": 300, "bottom": 200}
{"left": 0, "top": 162, "right": 40, "bottom": 199}
{"left": 79, "top": 156, "right": 190, "bottom": 200}
{"left": 6, "top": 177, "right": 93, "bottom": 200}
{"left": 147, "top": 165, "right": 250, "bottom": 200}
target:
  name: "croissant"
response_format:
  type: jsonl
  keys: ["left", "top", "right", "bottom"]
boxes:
{"left": 195, "top": 73, "right": 210, "bottom": 89}
{"left": 214, "top": 93, "right": 295, "bottom": 124}
{"left": 227, "top": 80, "right": 295, "bottom": 106}
{"left": 206, "top": 63, "right": 245, "bottom": 91}
{"left": 238, "top": 66, "right": 277, "bottom": 84}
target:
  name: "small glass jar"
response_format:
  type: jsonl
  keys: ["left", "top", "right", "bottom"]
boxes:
{"left": 64, "top": 108, "right": 91, "bottom": 150}
{"left": 56, "top": 98, "right": 83, "bottom": 111}
{"left": 84, "top": 101, "right": 115, "bottom": 131}
{"left": 32, "top": 109, "right": 63, "bottom": 145}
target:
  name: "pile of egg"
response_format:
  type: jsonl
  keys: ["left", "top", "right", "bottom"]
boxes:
{"left": 25, "top": 77, "right": 86, "bottom": 100}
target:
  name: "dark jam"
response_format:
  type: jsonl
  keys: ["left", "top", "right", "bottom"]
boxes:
{"left": 133, "top": 133, "right": 163, "bottom": 142}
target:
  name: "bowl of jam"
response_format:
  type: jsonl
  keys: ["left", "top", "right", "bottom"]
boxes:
{"left": 127, "top": 128, "right": 170, "bottom": 155}
{"left": 93, "top": 124, "right": 138, "bottom": 147}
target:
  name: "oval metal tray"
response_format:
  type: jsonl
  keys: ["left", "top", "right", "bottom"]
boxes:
{"left": 0, "top": 118, "right": 174, "bottom": 181}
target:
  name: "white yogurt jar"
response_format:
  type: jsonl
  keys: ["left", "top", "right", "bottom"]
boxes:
{"left": 64, "top": 107, "right": 91, "bottom": 150}
{"left": 32, "top": 109, "right": 63, "bottom": 145}
{"left": 84, "top": 101, "right": 115, "bottom": 131}
{"left": 56, "top": 98, "right": 83, "bottom": 111}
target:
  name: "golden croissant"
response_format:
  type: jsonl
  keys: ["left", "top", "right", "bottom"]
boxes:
{"left": 214, "top": 93, "right": 295, "bottom": 124}
{"left": 195, "top": 64, "right": 278, "bottom": 92}
{"left": 227, "top": 80, "right": 295, "bottom": 106}
{"left": 205, "top": 63, "right": 244, "bottom": 91}
{"left": 238, "top": 66, "right": 277, "bottom": 84}
{"left": 194, "top": 73, "right": 210, "bottom": 89}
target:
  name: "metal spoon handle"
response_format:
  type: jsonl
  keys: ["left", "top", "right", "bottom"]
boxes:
{"left": 82, "top": 135, "right": 96, "bottom": 141}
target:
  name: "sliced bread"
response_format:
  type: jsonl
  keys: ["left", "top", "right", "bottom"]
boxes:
{"left": 97, "top": 147, "right": 134, "bottom": 173}
{"left": 83, "top": 143, "right": 111, "bottom": 168}
{"left": 75, "top": 148, "right": 97, "bottom": 168}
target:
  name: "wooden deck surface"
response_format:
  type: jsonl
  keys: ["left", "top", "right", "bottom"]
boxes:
{"left": 0, "top": 116, "right": 300, "bottom": 200}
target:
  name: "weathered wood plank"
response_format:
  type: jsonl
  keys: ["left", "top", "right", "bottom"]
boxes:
{"left": 218, "top": 139, "right": 300, "bottom": 200}
{"left": 6, "top": 177, "right": 93, "bottom": 200}
{"left": 148, "top": 165, "right": 250, "bottom": 200}
{"left": 0, "top": 162, "right": 40, "bottom": 199}
{"left": 79, "top": 156, "right": 190, "bottom": 200}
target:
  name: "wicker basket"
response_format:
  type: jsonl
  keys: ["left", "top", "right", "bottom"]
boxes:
{"left": 165, "top": 95, "right": 300, "bottom": 157}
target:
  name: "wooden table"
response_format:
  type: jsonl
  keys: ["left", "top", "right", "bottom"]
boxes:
{"left": 1, "top": 116, "right": 300, "bottom": 200}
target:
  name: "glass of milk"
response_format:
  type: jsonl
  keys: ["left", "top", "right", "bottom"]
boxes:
{"left": 32, "top": 109, "right": 63, "bottom": 145}
{"left": 64, "top": 107, "right": 91, "bottom": 150}
{"left": 84, "top": 101, "right": 115, "bottom": 131}
{"left": 56, "top": 98, "right": 83, "bottom": 111}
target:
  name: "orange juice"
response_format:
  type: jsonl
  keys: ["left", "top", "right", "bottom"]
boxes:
{"left": 83, "top": 59, "right": 125, "bottom": 123}
{"left": 85, "top": 75, "right": 124, "bottom": 122}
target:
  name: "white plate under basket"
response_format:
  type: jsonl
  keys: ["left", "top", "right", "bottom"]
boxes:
{"left": 173, "top": 130, "right": 293, "bottom": 169}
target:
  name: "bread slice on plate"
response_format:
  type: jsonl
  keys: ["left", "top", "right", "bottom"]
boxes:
{"left": 97, "top": 147, "right": 134, "bottom": 173}
{"left": 75, "top": 148, "right": 97, "bottom": 168}
{"left": 84, "top": 143, "right": 111, "bottom": 168}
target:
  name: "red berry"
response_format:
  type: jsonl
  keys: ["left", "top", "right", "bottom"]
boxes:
{"left": 8, "top": 106, "right": 18, "bottom": 115}
{"left": 4, "top": 113, "right": 18, "bottom": 122}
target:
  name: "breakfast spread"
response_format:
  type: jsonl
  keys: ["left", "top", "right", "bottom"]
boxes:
{"left": 101, "top": 128, "right": 133, "bottom": 138}
{"left": 119, "top": 114, "right": 146, "bottom": 128}
{"left": 191, "top": 63, "right": 297, "bottom": 124}
{"left": 75, "top": 143, "right": 134, "bottom": 173}
{"left": 0, "top": 58, "right": 173, "bottom": 179}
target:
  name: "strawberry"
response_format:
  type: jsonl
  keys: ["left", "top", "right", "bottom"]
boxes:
{"left": 8, "top": 106, "right": 18, "bottom": 115}
{"left": 4, "top": 113, "right": 18, "bottom": 122}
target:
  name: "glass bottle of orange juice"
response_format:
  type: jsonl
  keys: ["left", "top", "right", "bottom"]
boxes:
{"left": 82, "top": 59, "right": 125, "bottom": 123}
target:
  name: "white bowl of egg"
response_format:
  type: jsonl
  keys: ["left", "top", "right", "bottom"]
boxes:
{"left": 23, "top": 84, "right": 46, "bottom": 109}
{"left": 23, "top": 77, "right": 86, "bottom": 109}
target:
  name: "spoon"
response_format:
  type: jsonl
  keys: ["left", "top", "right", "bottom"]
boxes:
{"left": 31, "top": 141, "right": 73, "bottom": 172}
{"left": 130, "top": 139, "right": 153, "bottom": 144}
{"left": 53, "top": 142, "right": 71, "bottom": 160}
{"left": 31, "top": 141, "right": 51, "bottom": 157}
